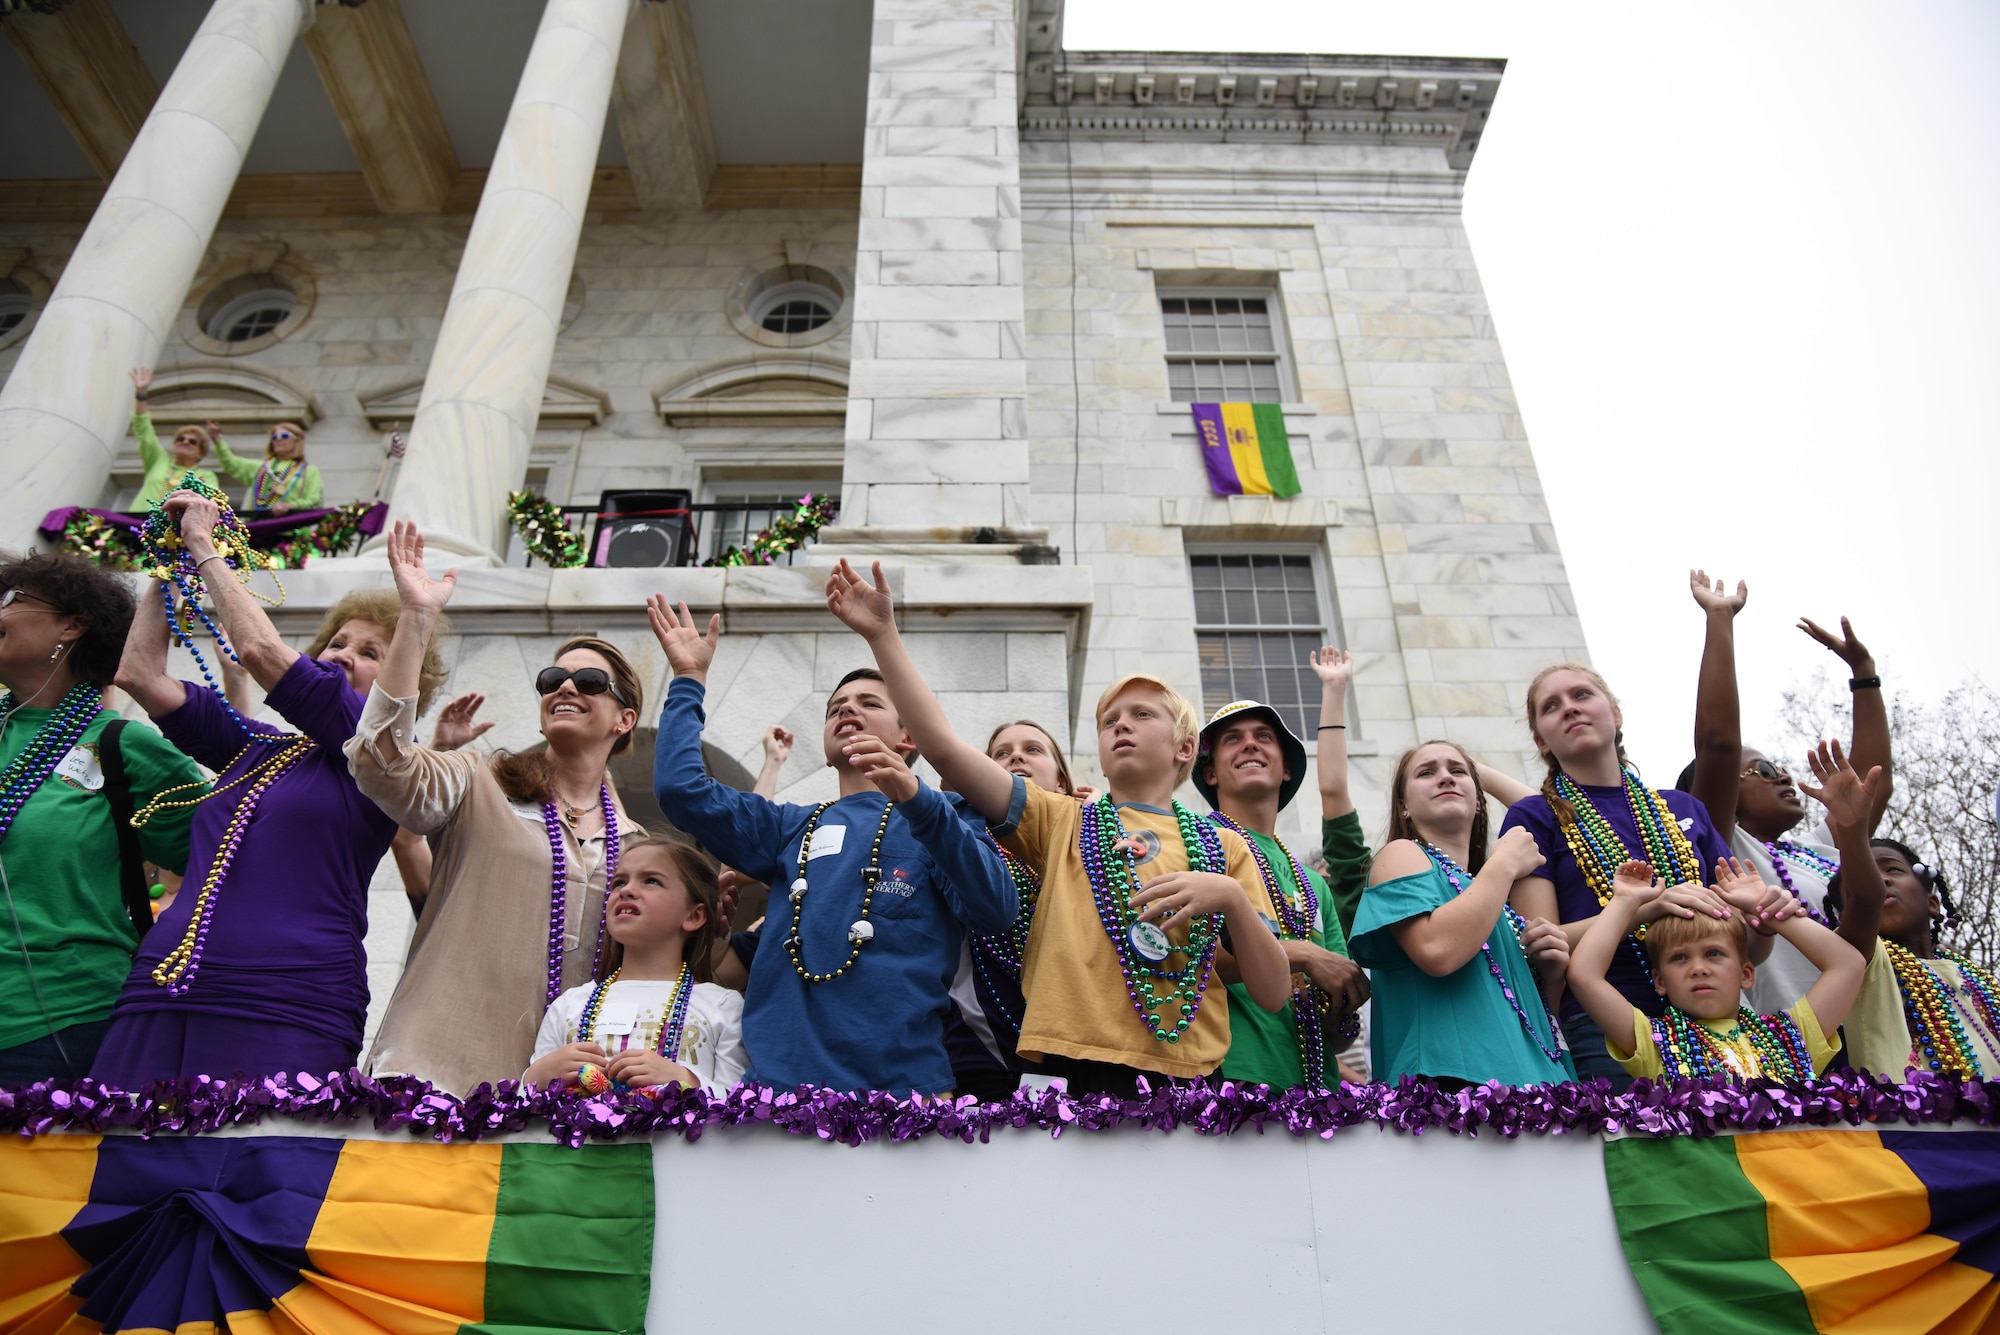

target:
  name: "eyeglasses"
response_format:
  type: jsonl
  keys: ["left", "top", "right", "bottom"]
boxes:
{"left": 0, "top": 588, "right": 57, "bottom": 612}
{"left": 270, "top": 430, "right": 298, "bottom": 442}
{"left": 1741, "top": 759, "right": 1792, "bottom": 783}
{"left": 535, "top": 665, "right": 630, "bottom": 706}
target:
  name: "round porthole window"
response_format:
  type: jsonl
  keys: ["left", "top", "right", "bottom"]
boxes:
{"left": 206, "top": 285, "right": 297, "bottom": 343}
{"left": 750, "top": 281, "right": 837, "bottom": 335}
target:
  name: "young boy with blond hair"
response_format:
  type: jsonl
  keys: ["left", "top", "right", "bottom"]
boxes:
{"left": 825, "top": 560, "right": 1291, "bottom": 1096}
{"left": 1568, "top": 855, "right": 1865, "bottom": 1082}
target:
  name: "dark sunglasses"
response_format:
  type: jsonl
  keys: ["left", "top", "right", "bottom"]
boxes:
{"left": 535, "top": 665, "right": 630, "bottom": 706}
{"left": 1742, "top": 759, "right": 1792, "bottom": 783}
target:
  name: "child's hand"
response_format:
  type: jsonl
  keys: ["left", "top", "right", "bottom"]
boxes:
{"left": 1309, "top": 645, "right": 1355, "bottom": 689}
{"left": 1644, "top": 880, "right": 1733, "bottom": 922}
{"left": 1130, "top": 871, "right": 1245, "bottom": 930}
{"left": 1487, "top": 826, "right": 1546, "bottom": 881}
{"left": 523, "top": 1040, "right": 606, "bottom": 1090}
{"left": 842, "top": 731, "right": 919, "bottom": 802}
{"left": 1713, "top": 855, "right": 1772, "bottom": 909}
{"left": 1072, "top": 783, "right": 1101, "bottom": 804}
{"left": 605, "top": 1049, "right": 697, "bottom": 1091}
{"left": 647, "top": 596, "right": 720, "bottom": 681}
{"left": 1520, "top": 916, "right": 1570, "bottom": 980}
{"left": 824, "top": 559, "right": 897, "bottom": 640}
{"left": 716, "top": 867, "right": 749, "bottom": 931}
{"left": 1797, "top": 738, "right": 1884, "bottom": 838}
{"left": 1610, "top": 860, "right": 1660, "bottom": 900}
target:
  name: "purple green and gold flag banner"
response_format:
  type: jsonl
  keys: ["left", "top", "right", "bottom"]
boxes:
{"left": 1190, "top": 403, "right": 1301, "bottom": 498}
{"left": 1604, "top": 1128, "right": 2000, "bottom": 1334}
{"left": 0, "top": 1135, "right": 652, "bottom": 1335}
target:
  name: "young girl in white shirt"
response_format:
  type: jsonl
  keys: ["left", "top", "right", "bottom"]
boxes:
{"left": 526, "top": 835, "right": 746, "bottom": 1094}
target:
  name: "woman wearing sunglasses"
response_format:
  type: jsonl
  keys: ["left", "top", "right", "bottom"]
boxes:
{"left": 1682, "top": 571, "right": 1892, "bottom": 1013}
{"left": 352, "top": 521, "right": 649, "bottom": 1095}
{"left": 210, "top": 419, "right": 322, "bottom": 516}
{"left": 127, "top": 367, "right": 223, "bottom": 509}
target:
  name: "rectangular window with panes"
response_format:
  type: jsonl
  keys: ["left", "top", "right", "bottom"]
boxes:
{"left": 698, "top": 483, "right": 837, "bottom": 568}
{"left": 1159, "top": 291, "right": 1292, "bottom": 403}
{"left": 1189, "top": 551, "right": 1338, "bottom": 743}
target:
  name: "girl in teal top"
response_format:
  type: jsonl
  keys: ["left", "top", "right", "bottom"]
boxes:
{"left": 1351, "top": 741, "right": 1578, "bottom": 1087}
{"left": 212, "top": 420, "right": 322, "bottom": 513}
{"left": 128, "top": 368, "right": 221, "bottom": 508}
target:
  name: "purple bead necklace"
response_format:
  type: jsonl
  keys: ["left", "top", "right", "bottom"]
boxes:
{"left": 1765, "top": 841, "right": 1836, "bottom": 926}
{"left": 1418, "top": 840, "right": 1568, "bottom": 1067}
{"left": 542, "top": 784, "right": 621, "bottom": 1006}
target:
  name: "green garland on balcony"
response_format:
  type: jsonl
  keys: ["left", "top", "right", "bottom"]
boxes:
{"left": 263, "top": 501, "right": 376, "bottom": 569}
{"left": 58, "top": 512, "right": 141, "bottom": 571}
{"left": 506, "top": 490, "right": 588, "bottom": 568}
{"left": 702, "top": 493, "right": 836, "bottom": 568}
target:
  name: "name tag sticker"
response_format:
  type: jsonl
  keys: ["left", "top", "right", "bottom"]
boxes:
{"left": 595, "top": 1003, "right": 639, "bottom": 1036}
{"left": 807, "top": 825, "right": 846, "bottom": 860}
{"left": 55, "top": 746, "right": 103, "bottom": 792}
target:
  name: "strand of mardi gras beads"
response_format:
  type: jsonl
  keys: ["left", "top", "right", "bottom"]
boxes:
{"left": 1078, "top": 796, "right": 1226, "bottom": 1043}
{"left": 783, "top": 799, "right": 895, "bottom": 983}
{"left": 1937, "top": 948, "right": 2000, "bottom": 1044}
{"left": 1418, "top": 841, "right": 1569, "bottom": 1067}
{"left": 540, "top": 784, "right": 621, "bottom": 1007}
{"left": 1764, "top": 841, "right": 1836, "bottom": 926}
{"left": 251, "top": 458, "right": 306, "bottom": 509}
{"left": 150, "top": 737, "right": 314, "bottom": 994}
{"left": 0, "top": 683, "right": 105, "bottom": 845}
{"left": 1554, "top": 768, "right": 1704, "bottom": 986}
{"left": 1650, "top": 1005, "right": 1813, "bottom": 1083}
{"left": 968, "top": 835, "right": 1041, "bottom": 1037}
{"left": 1885, "top": 940, "right": 1993, "bottom": 1079}
{"left": 137, "top": 476, "right": 287, "bottom": 743}
{"left": 576, "top": 960, "right": 694, "bottom": 1059}
{"left": 1200, "top": 807, "right": 1344, "bottom": 1079}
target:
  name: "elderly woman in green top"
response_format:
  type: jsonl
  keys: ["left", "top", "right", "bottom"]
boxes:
{"left": 127, "top": 368, "right": 222, "bottom": 508}
{"left": 209, "top": 418, "right": 323, "bottom": 515}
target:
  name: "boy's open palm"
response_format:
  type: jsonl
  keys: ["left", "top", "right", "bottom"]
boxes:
{"left": 648, "top": 596, "right": 720, "bottom": 679}
{"left": 1798, "top": 738, "right": 1883, "bottom": 837}
{"left": 825, "top": 558, "right": 896, "bottom": 640}
{"left": 1309, "top": 645, "right": 1354, "bottom": 688}
{"left": 1611, "top": 860, "right": 1663, "bottom": 904}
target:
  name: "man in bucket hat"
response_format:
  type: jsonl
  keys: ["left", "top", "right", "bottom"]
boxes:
{"left": 1198, "top": 698, "right": 1369, "bottom": 1089}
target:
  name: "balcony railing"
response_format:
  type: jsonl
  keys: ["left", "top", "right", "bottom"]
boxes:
{"left": 525, "top": 498, "right": 837, "bottom": 569}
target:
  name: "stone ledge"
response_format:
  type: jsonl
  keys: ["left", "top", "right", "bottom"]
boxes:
{"left": 1161, "top": 494, "right": 1340, "bottom": 530}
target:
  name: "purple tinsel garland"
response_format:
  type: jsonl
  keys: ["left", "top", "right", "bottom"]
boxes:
{"left": 2, "top": 1070, "right": 1994, "bottom": 1150}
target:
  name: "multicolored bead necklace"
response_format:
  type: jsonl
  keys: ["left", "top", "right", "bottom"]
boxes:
{"left": 250, "top": 458, "right": 305, "bottom": 509}
{"left": 540, "top": 784, "right": 620, "bottom": 1006}
{"left": 1764, "top": 841, "right": 1837, "bottom": 925}
{"left": 0, "top": 683, "right": 106, "bottom": 844}
{"left": 575, "top": 960, "right": 693, "bottom": 1061}
{"left": 1553, "top": 769, "right": 1703, "bottom": 982}
{"left": 784, "top": 799, "right": 895, "bottom": 983}
{"left": 1078, "top": 796, "right": 1226, "bottom": 1043}
{"left": 1207, "top": 812, "right": 1354, "bottom": 1082}
{"left": 147, "top": 736, "right": 315, "bottom": 995}
{"left": 1649, "top": 1005, "right": 1813, "bottom": 1083}
{"left": 1418, "top": 840, "right": 1569, "bottom": 1068}
{"left": 968, "top": 835, "right": 1042, "bottom": 1037}
{"left": 136, "top": 475, "right": 286, "bottom": 743}
{"left": 1884, "top": 940, "right": 1999, "bottom": 1079}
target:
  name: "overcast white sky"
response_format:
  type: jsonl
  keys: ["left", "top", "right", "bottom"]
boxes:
{"left": 1070, "top": 0, "right": 2000, "bottom": 781}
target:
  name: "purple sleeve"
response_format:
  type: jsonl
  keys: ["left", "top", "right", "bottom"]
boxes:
{"left": 1497, "top": 795, "right": 1559, "bottom": 881}
{"left": 154, "top": 680, "right": 284, "bottom": 772}
{"left": 263, "top": 655, "right": 366, "bottom": 752}
{"left": 1668, "top": 790, "right": 1733, "bottom": 883}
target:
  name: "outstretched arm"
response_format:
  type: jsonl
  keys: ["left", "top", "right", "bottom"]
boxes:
{"left": 824, "top": 559, "right": 1014, "bottom": 824}
{"left": 1799, "top": 616, "right": 1892, "bottom": 832}
{"left": 1311, "top": 646, "right": 1355, "bottom": 820}
{"left": 1687, "top": 570, "right": 1748, "bottom": 842}
{"left": 369, "top": 520, "right": 457, "bottom": 764}
{"left": 1475, "top": 763, "right": 1534, "bottom": 809}
{"left": 754, "top": 725, "right": 793, "bottom": 799}
{"left": 1797, "top": 738, "right": 1888, "bottom": 956}
{"left": 161, "top": 490, "right": 300, "bottom": 692}
{"left": 1566, "top": 864, "right": 1660, "bottom": 1057}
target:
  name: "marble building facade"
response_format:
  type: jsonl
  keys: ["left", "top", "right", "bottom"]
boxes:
{"left": 0, "top": 0, "right": 1588, "bottom": 1040}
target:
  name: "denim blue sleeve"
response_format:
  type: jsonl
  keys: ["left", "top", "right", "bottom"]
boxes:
{"left": 986, "top": 772, "right": 1029, "bottom": 839}
{"left": 901, "top": 784, "right": 1018, "bottom": 935}
{"left": 652, "top": 676, "right": 797, "bottom": 885}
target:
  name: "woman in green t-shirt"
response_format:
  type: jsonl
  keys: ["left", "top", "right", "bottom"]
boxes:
{"left": 0, "top": 553, "right": 201, "bottom": 1084}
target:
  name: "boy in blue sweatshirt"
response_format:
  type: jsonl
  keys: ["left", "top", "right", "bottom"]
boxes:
{"left": 648, "top": 597, "right": 1016, "bottom": 1096}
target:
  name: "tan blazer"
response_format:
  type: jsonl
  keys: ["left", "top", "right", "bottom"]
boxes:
{"left": 347, "top": 686, "right": 643, "bottom": 1095}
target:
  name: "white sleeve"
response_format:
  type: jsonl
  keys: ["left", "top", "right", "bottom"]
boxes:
{"left": 698, "top": 987, "right": 748, "bottom": 1093}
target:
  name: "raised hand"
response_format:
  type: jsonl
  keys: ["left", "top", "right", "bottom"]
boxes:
{"left": 1690, "top": 569, "right": 1747, "bottom": 616}
{"left": 1798, "top": 615, "right": 1873, "bottom": 672}
{"left": 205, "top": 419, "right": 224, "bottom": 440}
{"left": 130, "top": 366, "right": 153, "bottom": 396}
{"left": 1488, "top": 826, "right": 1547, "bottom": 881}
{"left": 824, "top": 558, "right": 896, "bottom": 640}
{"left": 762, "top": 725, "right": 795, "bottom": 766}
{"left": 646, "top": 595, "right": 719, "bottom": 681}
{"left": 162, "top": 489, "right": 221, "bottom": 549}
{"left": 1309, "top": 645, "right": 1355, "bottom": 688}
{"left": 841, "top": 731, "right": 919, "bottom": 802}
{"left": 1797, "top": 737, "right": 1883, "bottom": 837}
{"left": 385, "top": 519, "right": 457, "bottom": 616}
{"left": 431, "top": 692, "right": 493, "bottom": 751}
{"left": 1712, "top": 856, "right": 1772, "bottom": 908}
{"left": 1611, "top": 860, "right": 1661, "bottom": 902}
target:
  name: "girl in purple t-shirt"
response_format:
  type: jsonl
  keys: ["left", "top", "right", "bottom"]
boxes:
{"left": 1496, "top": 663, "right": 1736, "bottom": 1090}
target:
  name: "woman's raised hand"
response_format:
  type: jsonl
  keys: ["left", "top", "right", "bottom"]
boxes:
{"left": 386, "top": 519, "right": 457, "bottom": 616}
{"left": 647, "top": 595, "right": 719, "bottom": 681}
{"left": 825, "top": 558, "right": 896, "bottom": 640}
{"left": 1309, "top": 645, "right": 1354, "bottom": 688}
{"left": 431, "top": 692, "right": 493, "bottom": 751}
{"left": 1690, "top": 569, "right": 1747, "bottom": 616}
{"left": 162, "top": 489, "right": 221, "bottom": 549}
{"left": 1797, "top": 738, "right": 1882, "bottom": 836}
{"left": 130, "top": 366, "right": 153, "bottom": 395}
{"left": 1798, "top": 614, "right": 1873, "bottom": 672}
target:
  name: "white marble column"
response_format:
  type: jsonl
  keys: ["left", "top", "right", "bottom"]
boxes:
{"left": 0, "top": 0, "right": 315, "bottom": 551}
{"left": 381, "top": 0, "right": 627, "bottom": 564}
{"left": 826, "top": 0, "right": 1031, "bottom": 549}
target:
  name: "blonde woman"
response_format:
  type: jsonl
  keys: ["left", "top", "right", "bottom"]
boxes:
{"left": 211, "top": 419, "right": 322, "bottom": 515}
{"left": 350, "top": 521, "right": 646, "bottom": 1095}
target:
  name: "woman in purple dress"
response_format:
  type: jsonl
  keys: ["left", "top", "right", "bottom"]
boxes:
{"left": 94, "top": 490, "right": 449, "bottom": 1086}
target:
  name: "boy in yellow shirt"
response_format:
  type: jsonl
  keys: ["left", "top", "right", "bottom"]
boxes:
{"left": 1569, "top": 854, "right": 1864, "bottom": 1082}
{"left": 825, "top": 559, "right": 1291, "bottom": 1096}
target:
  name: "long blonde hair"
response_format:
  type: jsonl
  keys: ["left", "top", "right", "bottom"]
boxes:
{"left": 1523, "top": 662, "right": 1630, "bottom": 827}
